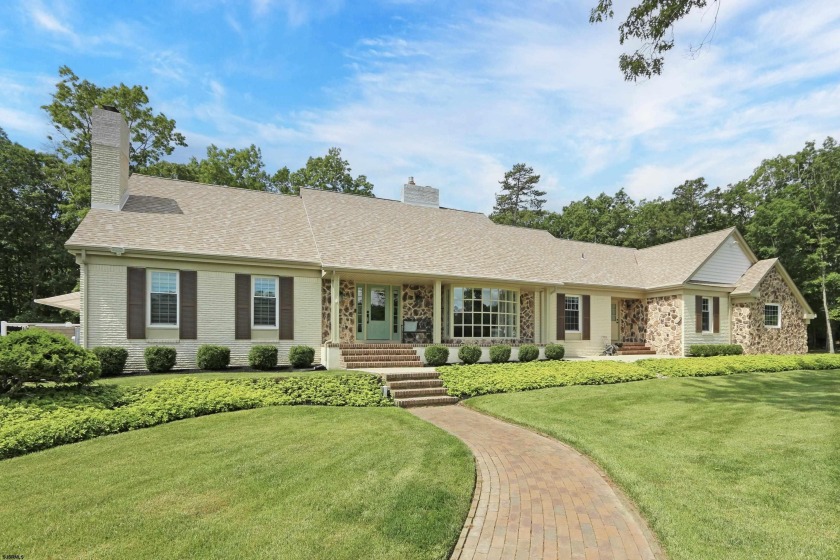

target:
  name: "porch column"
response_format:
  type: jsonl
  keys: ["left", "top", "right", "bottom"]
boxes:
{"left": 433, "top": 280, "right": 442, "bottom": 344}
{"left": 330, "top": 272, "right": 340, "bottom": 344}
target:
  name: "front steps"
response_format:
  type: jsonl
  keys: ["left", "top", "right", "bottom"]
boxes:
{"left": 339, "top": 343, "right": 423, "bottom": 369}
{"left": 382, "top": 369, "right": 458, "bottom": 408}
{"left": 616, "top": 342, "right": 657, "bottom": 356}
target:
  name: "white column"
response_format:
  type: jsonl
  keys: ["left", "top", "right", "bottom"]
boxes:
{"left": 330, "top": 273, "right": 340, "bottom": 344}
{"left": 433, "top": 280, "right": 442, "bottom": 344}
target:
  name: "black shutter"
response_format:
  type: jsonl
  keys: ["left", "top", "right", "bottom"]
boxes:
{"left": 127, "top": 267, "right": 146, "bottom": 339}
{"left": 582, "top": 295, "right": 591, "bottom": 341}
{"left": 180, "top": 271, "right": 197, "bottom": 340}
{"left": 279, "top": 276, "right": 294, "bottom": 340}
{"left": 556, "top": 293, "right": 565, "bottom": 341}
{"left": 713, "top": 296, "right": 720, "bottom": 334}
{"left": 235, "top": 274, "right": 251, "bottom": 340}
{"left": 695, "top": 295, "right": 703, "bottom": 333}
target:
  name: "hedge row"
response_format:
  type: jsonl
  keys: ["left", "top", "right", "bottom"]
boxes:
{"left": 688, "top": 344, "right": 744, "bottom": 357}
{"left": 0, "top": 374, "right": 390, "bottom": 459}
{"left": 636, "top": 354, "right": 840, "bottom": 377}
{"left": 439, "top": 361, "right": 656, "bottom": 398}
{"left": 439, "top": 354, "right": 840, "bottom": 397}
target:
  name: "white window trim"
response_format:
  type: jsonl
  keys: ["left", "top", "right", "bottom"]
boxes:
{"left": 764, "top": 303, "right": 781, "bottom": 329}
{"left": 449, "top": 286, "right": 520, "bottom": 340}
{"left": 701, "top": 296, "right": 712, "bottom": 334}
{"left": 252, "top": 276, "right": 279, "bottom": 329}
{"left": 147, "top": 269, "right": 179, "bottom": 329}
{"left": 565, "top": 295, "right": 582, "bottom": 333}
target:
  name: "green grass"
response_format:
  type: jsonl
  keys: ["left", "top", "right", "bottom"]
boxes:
{"left": 0, "top": 406, "right": 474, "bottom": 560}
{"left": 467, "top": 370, "right": 840, "bottom": 560}
{"left": 99, "top": 369, "right": 359, "bottom": 388}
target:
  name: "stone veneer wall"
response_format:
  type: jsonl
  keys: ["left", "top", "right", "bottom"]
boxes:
{"left": 646, "top": 295, "right": 683, "bottom": 355}
{"left": 321, "top": 279, "right": 331, "bottom": 344}
{"left": 731, "top": 268, "right": 808, "bottom": 354}
{"left": 402, "top": 284, "right": 434, "bottom": 343}
{"left": 339, "top": 279, "right": 357, "bottom": 344}
{"left": 620, "top": 299, "right": 647, "bottom": 343}
{"left": 519, "top": 291, "right": 535, "bottom": 342}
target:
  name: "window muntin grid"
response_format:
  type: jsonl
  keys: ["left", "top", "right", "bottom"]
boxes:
{"left": 565, "top": 296, "right": 580, "bottom": 332}
{"left": 150, "top": 271, "right": 178, "bottom": 325}
{"left": 452, "top": 287, "right": 518, "bottom": 339}
{"left": 253, "top": 277, "right": 277, "bottom": 327}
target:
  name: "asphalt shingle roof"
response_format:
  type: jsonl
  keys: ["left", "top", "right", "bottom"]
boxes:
{"left": 732, "top": 258, "right": 778, "bottom": 295}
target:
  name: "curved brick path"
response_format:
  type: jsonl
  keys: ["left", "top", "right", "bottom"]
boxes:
{"left": 410, "top": 406, "right": 663, "bottom": 560}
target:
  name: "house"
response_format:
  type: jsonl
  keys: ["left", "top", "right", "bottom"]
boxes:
{"left": 65, "top": 108, "right": 816, "bottom": 370}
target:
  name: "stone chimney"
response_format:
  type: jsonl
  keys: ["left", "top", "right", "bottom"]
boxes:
{"left": 401, "top": 177, "right": 439, "bottom": 208}
{"left": 91, "top": 106, "right": 129, "bottom": 210}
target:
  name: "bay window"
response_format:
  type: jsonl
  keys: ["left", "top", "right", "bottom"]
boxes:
{"left": 453, "top": 287, "right": 518, "bottom": 338}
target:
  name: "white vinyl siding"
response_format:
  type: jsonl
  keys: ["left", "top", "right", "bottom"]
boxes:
{"left": 548, "top": 292, "right": 610, "bottom": 356}
{"left": 691, "top": 235, "right": 753, "bottom": 284}
{"left": 683, "top": 290, "right": 731, "bottom": 353}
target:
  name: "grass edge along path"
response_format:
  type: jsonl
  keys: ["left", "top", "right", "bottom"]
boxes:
{"left": 0, "top": 406, "right": 475, "bottom": 560}
{"left": 465, "top": 370, "right": 840, "bottom": 560}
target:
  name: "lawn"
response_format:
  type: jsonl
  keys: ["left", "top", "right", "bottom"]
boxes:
{"left": 0, "top": 406, "right": 474, "bottom": 560}
{"left": 98, "top": 369, "right": 358, "bottom": 388}
{"left": 467, "top": 369, "right": 840, "bottom": 560}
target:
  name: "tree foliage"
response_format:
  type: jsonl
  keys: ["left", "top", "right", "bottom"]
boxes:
{"left": 490, "top": 163, "right": 546, "bottom": 227}
{"left": 590, "top": 0, "right": 718, "bottom": 80}
{"left": 286, "top": 147, "right": 374, "bottom": 196}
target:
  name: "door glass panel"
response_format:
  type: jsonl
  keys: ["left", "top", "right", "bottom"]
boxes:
{"left": 370, "top": 289, "right": 386, "bottom": 321}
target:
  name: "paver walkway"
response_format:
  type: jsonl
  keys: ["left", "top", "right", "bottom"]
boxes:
{"left": 410, "top": 405, "right": 663, "bottom": 560}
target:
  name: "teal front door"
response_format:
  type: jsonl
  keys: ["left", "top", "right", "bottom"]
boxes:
{"left": 367, "top": 285, "right": 390, "bottom": 340}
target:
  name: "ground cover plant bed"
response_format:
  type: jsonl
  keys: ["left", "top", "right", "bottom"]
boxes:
{"left": 0, "top": 373, "right": 389, "bottom": 459}
{"left": 98, "top": 369, "right": 347, "bottom": 388}
{"left": 438, "top": 360, "right": 656, "bottom": 397}
{"left": 0, "top": 406, "right": 474, "bottom": 559}
{"left": 466, "top": 370, "right": 840, "bottom": 560}
{"left": 637, "top": 353, "right": 840, "bottom": 377}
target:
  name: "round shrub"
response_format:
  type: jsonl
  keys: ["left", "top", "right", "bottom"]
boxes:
{"left": 458, "top": 344, "right": 482, "bottom": 365}
{"left": 544, "top": 343, "right": 565, "bottom": 360}
{"left": 518, "top": 344, "right": 539, "bottom": 363}
{"left": 249, "top": 345, "right": 278, "bottom": 370}
{"left": 144, "top": 346, "right": 177, "bottom": 373}
{"left": 196, "top": 345, "right": 230, "bottom": 370}
{"left": 0, "top": 328, "right": 101, "bottom": 393}
{"left": 424, "top": 345, "right": 450, "bottom": 367}
{"left": 289, "top": 345, "right": 316, "bottom": 368}
{"left": 92, "top": 347, "right": 129, "bottom": 376}
{"left": 489, "top": 344, "right": 511, "bottom": 363}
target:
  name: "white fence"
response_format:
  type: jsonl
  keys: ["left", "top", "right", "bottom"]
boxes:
{"left": 0, "top": 321, "right": 81, "bottom": 344}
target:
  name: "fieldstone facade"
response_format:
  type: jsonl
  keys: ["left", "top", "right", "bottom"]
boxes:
{"left": 402, "top": 284, "right": 434, "bottom": 343}
{"left": 646, "top": 295, "right": 683, "bottom": 355}
{"left": 520, "top": 291, "right": 535, "bottom": 342}
{"left": 339, "top": 279, "right": 357, "bottom": 344}
{"left": 321, "top": 279, "right": 331, "bottom": 344}
{"left": 731, "top": 268, "right": 808, "bottom": 354}
{"left": 620, "top": 299, "right": 647, "bottom": 343}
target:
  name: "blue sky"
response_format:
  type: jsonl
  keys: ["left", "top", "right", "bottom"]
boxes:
{"left": 1, "top": 0, "right": 839, "bottom": 213}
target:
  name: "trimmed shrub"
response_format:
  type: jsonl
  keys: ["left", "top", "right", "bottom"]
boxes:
{"left": 458, "top": 345, "right": 482, "bottom": 365}
{"left": 289, "top": 345, "right": 316, "bottom": 368}
{"left": 489, "top": 345, "right": 511, "bottom": 363}
{"left": 0, "top": 374, "right": 391, "bottom": 459}
{"left": 638, "top": 354, "right": 840, "bottom": 377}
{"left": 92, "top": 347, "right": 129, "bottom": 377}
{"left": 0, "top": 329, "right": 101, "bottom": 393}
{"left": 544, "top": 343, "right": 565, "bottom": 360}
{"left": 424, "top": 345, "right": 450, "bottom": 367}
{"left": 196, "top": 345, "right": 230, "bottom": 370}
{"left": 144, "top": 346, "right": 176, "bottom": 374}
{"left": 518, "top": 344, "right": 539, "bottom": 363}
{"left": 439, "top": 360, "right": 655, "bottom": 398}
{"left": 249, "top": 345, "right": 278, "bottom": 370}
{"left": 689, "top": 344, "right": 744, "bottom": 357}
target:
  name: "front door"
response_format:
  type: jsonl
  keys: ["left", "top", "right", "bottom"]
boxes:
{"left": 367, "top": 285, "right": 390, "bottom": 340}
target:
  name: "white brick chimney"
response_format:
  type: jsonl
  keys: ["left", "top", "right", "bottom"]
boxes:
{"left": 91, "top": 106, "right": 129, "bottom": 210}
{"left": 401, "top": 176, "right": 439, "bottom": 208}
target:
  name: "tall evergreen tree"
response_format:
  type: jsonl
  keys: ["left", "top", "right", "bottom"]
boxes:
{"left": 491, "top": 163, "right": 546, "bottom": 227}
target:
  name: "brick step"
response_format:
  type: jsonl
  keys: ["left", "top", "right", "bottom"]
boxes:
{"left": 341, "top": 354, "right": 420, "bottom": 362}
{"left": 388, "top": 379, "right": 444, "bottom": 390}
{"left": 341, "top": 348, "right": 419, "bottom": 356}
{"left": 382, "top": 371, "right": 440, "bottom": 382}
{"left": 395, "top": 395, "right": 459, "bottom": 408}
{"left": 338, "top": 343, "right": 416, "bottom": 349}
{"left": 391, "top": 387, "right": 450, "bottom": 399}
{"left": 343, "top": 360, "right": 424, "bottom": 369}
{"left": 617, "top": 349, "right": 656, "bottom": 355}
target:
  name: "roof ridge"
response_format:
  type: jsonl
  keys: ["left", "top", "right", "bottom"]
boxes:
{"left": 636, "top": 226, "right": 736, "bottom": 251}
{"left": 131, "top": 173, "right": 299, "bottom": 199}
{"left": 301, "top": 186, "right": 488, "bottom": 216}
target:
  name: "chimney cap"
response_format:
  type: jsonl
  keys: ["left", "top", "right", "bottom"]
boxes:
{"left": 101, "top": 105, "right": 119, "bottom": 113}
{"left": 408, "top": 176, "right": 415, "bottom": 185}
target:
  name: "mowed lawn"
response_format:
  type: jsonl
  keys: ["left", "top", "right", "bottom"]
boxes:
{"left": 0, "top": 406, "right": 474, "bottom": 560}
{"left": 467, "top": 369, "right": 840, "bottom": 560}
